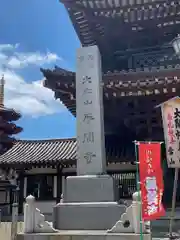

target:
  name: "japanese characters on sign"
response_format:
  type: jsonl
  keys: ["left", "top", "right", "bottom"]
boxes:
{"left": 174, "top": 108, "right": 180, "bottom": 149}
{"left": 138, "top": 143, "right": 165, "bottom": 220}
{"left": 76, "top": 46, "right": 106, "bottom": 175}
{"left": 145, "top": 176, "right": 158, "bottom": 216}
{"left": 161, "top": 97, "right": 180, "bottom": 168}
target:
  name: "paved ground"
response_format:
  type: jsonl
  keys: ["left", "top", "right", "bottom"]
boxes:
{"left": 152, "top": 220, "right": 180, "bottom": 239}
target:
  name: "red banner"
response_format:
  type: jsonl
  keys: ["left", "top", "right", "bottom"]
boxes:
{"left": 138, "top": 143, "right": 165, "bottom": 220}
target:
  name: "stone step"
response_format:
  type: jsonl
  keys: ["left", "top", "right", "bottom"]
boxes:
{"left": 17, "top": 230, "right": 151, "bottom": 240}
{"left": 53, "top": 202, "right": 126, "bottom": 230}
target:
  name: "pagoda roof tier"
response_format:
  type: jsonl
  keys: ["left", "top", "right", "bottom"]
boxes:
{"left": 0, "top": 121, "right": 22, "bottom": 135}
{"left": 0, "top": 134, "right": 16, "bottom": 143}
{"left": 42, "top": 66, "right": 180, "bottom": 116}
{"left": 0, "top": 106, "right": 21, "bottom": 121}
{"left": 0, "top": 136, "right": 15, "bottom": 154}
{"left": 0, "top": 137, "right": 136, "bottom": 167}
{"left": 60, "top": 0, "right": 180, "bottom": 71}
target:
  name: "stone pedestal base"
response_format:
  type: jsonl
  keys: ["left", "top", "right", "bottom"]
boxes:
{"left": 64, "top": 175, "right": 119, "bottom": 202}
{"left": 53, "top": 202, "right": 126, "bottom": 230}
{"left": 17, "top": 230, "right": 151, "bottom": 240}
{"left": 53, "top": 174, "right": 125, "bottom": 230}
{"left": 53, "top": 175, "right": 125, "bottom": 230}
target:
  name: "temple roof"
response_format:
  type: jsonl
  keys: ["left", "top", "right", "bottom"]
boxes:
{"left": 0, "top": 136, "right": 136, "bottom": 167}
{"left": 0, "top": 139, "right": 76, "bottom": 167}
{"left": 61, "top": 0, "right": 180, "bottom": 48}
{"left": 42, "top": 66, "right": 180, "bottom": 116}
{"left": 0, "top": 121, "right": 22, "bottom": 135}
{"left": 0, "top": 106, "right": 21, "bottom": 121}
{"left": 60, "top": 0, "right": 180, "bottom": 71}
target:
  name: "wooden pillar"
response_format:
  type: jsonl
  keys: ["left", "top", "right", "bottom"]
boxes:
{"left": 18, "top": 172, "right": 24, "bottom": 214}
{"left": 10, "top": 188, "right": 13, "bottom": 214}
{"left": 23, "top": 177, "right": 27, "bottom": 198}
{"left": 56, "top": 166, "right": 62, "bottom": 203}
{"left": 53, "top": 176, "right": 57, "bottom": 199}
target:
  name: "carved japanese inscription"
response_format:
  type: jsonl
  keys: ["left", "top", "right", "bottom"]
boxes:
{"left": 161, "top": 97, "right": 180, "bottom": 168}
{"left": 76, "top": 46, "right": 106, "bottom": 175}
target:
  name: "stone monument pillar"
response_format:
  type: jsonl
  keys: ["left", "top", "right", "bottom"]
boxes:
{"left": 53, "top": 46, "right": 126, "bottom": 230}
{"left": 76, "top": 45, "right": 106, "bottom": 176}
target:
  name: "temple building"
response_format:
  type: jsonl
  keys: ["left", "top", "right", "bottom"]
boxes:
{"left": 42, "top": 0, "right": 180, "bottom": 206}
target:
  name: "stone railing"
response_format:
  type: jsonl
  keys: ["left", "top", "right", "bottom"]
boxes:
{"left": 23, "top": 195, "right": 57, "bottom": 233}
{"left": 107, "top": 191, "right": 150, "bottom": 234}
{"left": 23, "top": 191, "right": 150, "bottom": 235}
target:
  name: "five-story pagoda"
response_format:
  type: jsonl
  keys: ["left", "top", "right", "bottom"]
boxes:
{"left": 0, "top": 75, "right": 22, "bottom": 155}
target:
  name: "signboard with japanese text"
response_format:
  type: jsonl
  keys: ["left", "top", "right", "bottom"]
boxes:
{"left": 138, "top": 143, "right": 165, "bottom": 220}
{"left": 76, "top": 46, "right": 106, "bottom": 175}
{"left": 160, "top": 97, "right": 180, "bottom": 168}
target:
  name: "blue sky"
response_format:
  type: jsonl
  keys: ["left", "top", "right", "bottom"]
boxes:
{"left": 0, "top": 0, "right": 80, "bottom": 139}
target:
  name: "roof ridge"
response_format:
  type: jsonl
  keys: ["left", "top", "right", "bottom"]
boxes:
{"left": 15, "top": 138, "right": 76, "bottom": 143}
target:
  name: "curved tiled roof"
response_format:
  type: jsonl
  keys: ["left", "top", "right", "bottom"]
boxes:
{"left": 0, "top": 135, "right": 136, "bottom": 166}
{"left": 0, "top": 106, "right": 21, "bottom": 121}
{"left": 0, "top": 138, "right": 77, "bottom": 166}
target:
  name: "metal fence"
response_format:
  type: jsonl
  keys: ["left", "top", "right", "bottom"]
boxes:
{"left": 111, "top": 171, "right": 137, "bottom": 199}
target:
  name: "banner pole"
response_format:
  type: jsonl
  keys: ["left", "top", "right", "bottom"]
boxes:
{"left": 134, "top": 141, "right": 143, "bottom": 240}
{"left": 169, "top": 168, "right": 179, "bottom": 239}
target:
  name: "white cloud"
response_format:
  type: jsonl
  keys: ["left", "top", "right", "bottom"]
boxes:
{"left": 0, "top": 43, "right": 19, "bottom": 52}
{"left": 7, "top": 51, "right": 60, "bottom": 69}
{"left": 0, "top": 43, "right": 65, "bottom": 117}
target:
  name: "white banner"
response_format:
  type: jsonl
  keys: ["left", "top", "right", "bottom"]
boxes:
{"left": 160, "top": 97, "right": 180, "bottom": 168}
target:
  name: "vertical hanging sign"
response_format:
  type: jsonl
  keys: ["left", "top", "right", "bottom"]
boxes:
{"left": 160, "top": 97, "right": 180, "bottom": 168}
{"left": 138, "top": 143, "right": 165, "bottom": 220}
{"left": 158, "top": 97, "right": 180, "bottom": 237}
